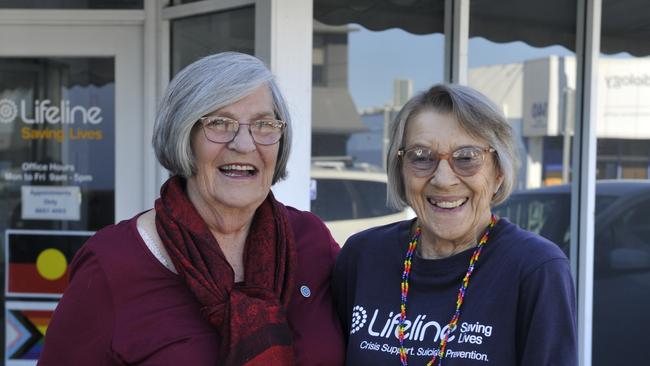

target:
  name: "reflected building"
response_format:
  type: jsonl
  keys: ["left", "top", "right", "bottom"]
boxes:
{"left": 470, "top": 56, "right": 650, "bottom": 189}
{"left": 349, "top": 79, "right": 412, "bottom": 170}
{"left": 311, "top": 21, "right": 366, "bottom": 157}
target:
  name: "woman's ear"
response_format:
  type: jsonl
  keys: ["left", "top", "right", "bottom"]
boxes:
{"left": 495, "top": 172, "right": 504, "bottom": 195}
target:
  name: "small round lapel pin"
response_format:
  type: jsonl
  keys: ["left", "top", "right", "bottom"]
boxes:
{"left": 300, "top": 285, "right": 311, "bottom": 298}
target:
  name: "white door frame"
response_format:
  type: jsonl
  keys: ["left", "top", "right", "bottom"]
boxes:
{"left": 0, "top": 9, "right": 147, "bottom": 222}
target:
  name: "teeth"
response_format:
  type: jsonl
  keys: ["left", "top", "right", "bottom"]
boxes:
{"left": 432, "top": 198, "right": 466, "bottom": 208}
{"left": 220, "top": 164, "right": 255, "bottom": 171}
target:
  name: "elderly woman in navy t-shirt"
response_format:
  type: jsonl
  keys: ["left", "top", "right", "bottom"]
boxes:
{"left": 333, "top": 84, "right": 577, "bottom": 365}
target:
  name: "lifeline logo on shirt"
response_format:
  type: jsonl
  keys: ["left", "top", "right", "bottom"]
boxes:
{"left": 350, "top": 304, "right": 493, "bottom": 362}
{"left": 351, "top": 305, "right": 368, "bottom": 334}
{"left": 350, "top": 304, "right": 457, "bottom": 342}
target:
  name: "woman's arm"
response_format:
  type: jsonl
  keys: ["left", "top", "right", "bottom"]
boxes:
{"left": 516, "top": 258, "right": 577, "bottom": 366}
{"left": 38, "top": 246, "right": 118, "bottom": 365}
{"left": 286, "top": 208, "right": 345, "bottom": 365}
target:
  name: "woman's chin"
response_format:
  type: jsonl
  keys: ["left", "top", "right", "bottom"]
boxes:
{"left": 421, "top": 203, "right": 480, "bottom": 238}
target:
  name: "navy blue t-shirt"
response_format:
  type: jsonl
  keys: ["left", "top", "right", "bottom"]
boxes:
{"left": 332, "top": 218, "right": 577, "bottom": 365}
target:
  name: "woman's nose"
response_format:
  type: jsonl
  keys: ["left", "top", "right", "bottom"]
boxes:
{"left": 228, "top": 125, "right": 257, "bottom": 153}
{"left": 428, "top": 158, "right": 458, "bottom": 186}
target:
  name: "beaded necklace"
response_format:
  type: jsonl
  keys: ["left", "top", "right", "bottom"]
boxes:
{"left": 398, "top": 214, "right": 497, "bottom": 366}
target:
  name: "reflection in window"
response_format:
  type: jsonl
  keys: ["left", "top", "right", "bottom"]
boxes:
{"left": 171, "top": 6, "right": 254, "bottom": 76}
{"left": 311, "top": 22, "right": 365, "bottom": 157}
{"left": 592, "top": 186, "right": 650, "bottom": 365}
{"left": 312, "top": 34, "right": 326, "bottom": 86}
{"left": 594, "top": 3, "right": 650, "bottom": 364}
{"left": 310, "top": 178, "right": 353, "bottom": 222}
{"left": 347, "top": 180, "right": 400, "bottom": 219}
{"left": 310, "top": 14, "right": 443, "bottom": 242}
{"left": 468, "top": 45, "right": 576, "bottom": 191}
{"left": 313, "top": 2, "right": 445, "bottom": 162}
{"left": 607, "top": 198, "right": 650, "bottom": 267}
{"left": 310, "top": 177, "right": 401, "bottom": 221}
{"left": 0, "top": 0, "right": 142, "bottom": 8}
{"left": 468, "top": 0, "right": 578, "bottom": 188}
{"left": 0, "top": 57, "right": 115, "bottom": 233}
{"left": 169, "top": 0, "right": 202, "bottom": 4}
{"left": 494, "top": 193, "right": 570, "bottom": 255}
{"left": 595, "top": 60, "right": 650, "bottom": 180}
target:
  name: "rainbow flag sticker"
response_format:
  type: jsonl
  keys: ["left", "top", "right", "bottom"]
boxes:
{"left": 5, "top": 301, "right": 57, "bottom": 365}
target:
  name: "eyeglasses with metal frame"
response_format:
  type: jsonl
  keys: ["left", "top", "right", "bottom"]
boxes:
{"left": 199, "top": 116, "right": 285, "bottom": 145}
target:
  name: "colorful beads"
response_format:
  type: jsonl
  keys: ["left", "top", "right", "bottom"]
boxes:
{"left": 397, "top": 214, "right": 497, "bottom": 366}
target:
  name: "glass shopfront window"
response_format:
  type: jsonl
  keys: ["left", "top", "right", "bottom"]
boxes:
{"left": 171, "top": 6, "right": 254, "bottom": 76}
{"left": 0, "top": 58, "right": 115, "bottom": 232}
{"left": 593, "top": 2, "right": 650, "bottom": 364}
{"left": 0, "top": 0, "right": 143, "bottom": 9}
{"left": 0, "top": 57, "right": 115, "bottom": 362}
{"left": 467, "top": 7, "right": 577, "bottom": 191}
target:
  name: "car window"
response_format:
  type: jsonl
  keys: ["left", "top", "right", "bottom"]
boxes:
{"left": 602, "top": 197, "right": 650, "bottom": 273}
{"left": 310, "top": 178, "right": 356, "bottom": 221}
{"left": 494, "top": 194, "right": 570, "bottom": 255}
{"left": 595, "top": 195, "right": 618, "bottom": 214}
{"left": 495, "top": 192, "right": 624, "bottom": 257}
{"left": 347, "top": 180, "right": 401, "bottom": 219}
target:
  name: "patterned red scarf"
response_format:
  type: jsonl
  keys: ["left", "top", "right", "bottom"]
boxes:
{"left": 154, "top": 176, "right": 296, "bottom": 365}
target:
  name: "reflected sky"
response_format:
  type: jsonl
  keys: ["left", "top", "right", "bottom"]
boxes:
{"left": 348, "top": 26, "right": 574, "bottom": 110}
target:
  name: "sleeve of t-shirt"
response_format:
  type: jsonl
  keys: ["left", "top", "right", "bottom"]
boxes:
{"left": 516, "top": 257, "right": 577, "bottom": 366}
{"left": 38, "top": 246, "right": 118, "bottom": 366}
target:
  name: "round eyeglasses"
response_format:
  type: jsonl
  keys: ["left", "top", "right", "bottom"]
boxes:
{"left": 199, "top": 116, "right": 285, "bottom": 145}
{"left": 397, "top": 145, "right": 496, "bottom": 177}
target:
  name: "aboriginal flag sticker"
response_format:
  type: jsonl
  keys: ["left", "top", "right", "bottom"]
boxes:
{"left": 5, "top": 230, "right": 92, "bottom": 298}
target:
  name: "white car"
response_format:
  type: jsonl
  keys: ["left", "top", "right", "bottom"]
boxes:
{"left": 310, "top": 165, "right": 414, "bottom": 246}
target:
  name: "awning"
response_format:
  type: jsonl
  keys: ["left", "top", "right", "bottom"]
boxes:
{"left": 312, "top": 87, "right": 367, "bottom": 134}
{"left": 314, "top": 0, "right": 650, "bottom": 57}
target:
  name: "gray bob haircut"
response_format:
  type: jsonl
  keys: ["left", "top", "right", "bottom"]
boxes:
{"left": 152, "top": 51, "right": 292, "bottom": 184}
{"left": 386, "top": 83, "right": 519, "bottom": 209}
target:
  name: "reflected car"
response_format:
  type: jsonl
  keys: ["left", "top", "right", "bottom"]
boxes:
{"left": 310, "top": 166, "right": 413, "bottom": 245}
{"left": 493, "top": 180, "right": 650, "bottom": 366}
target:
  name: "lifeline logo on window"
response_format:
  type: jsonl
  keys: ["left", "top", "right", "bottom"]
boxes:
{"left": 0, "top": 98, "right": 18, "bottom": 123}
{"left": 0, "top": 98, "right": 103, "bottom": 124}
{"left": 0, "top": 98, "right": 105, "bottom": 142}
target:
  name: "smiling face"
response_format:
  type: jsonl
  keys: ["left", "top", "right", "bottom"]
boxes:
{"left": 188, "top": 85, "right": 279, "bottom": 215}
{"left": 402, "top": 109, "right": 503, "bottom": 248}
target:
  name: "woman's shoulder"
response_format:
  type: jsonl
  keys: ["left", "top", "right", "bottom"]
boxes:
{"left": 284, "top": 206, "right": 340, "bottom": 261}
{"left": 83, "top": 214, "right": 142, "bottom": 256}
{"left": 491, "top": 218, "right": 569, "bottom": 274}
{"left": 285, "top": 206, "right": 327, "bottom": 229}
{"left": 339, "top": 219, "right": 412, "bottom": 259}
{"left": 73, "top": 213, "right": 150, "bottom": 278}
{"left": 285, "top": 206, "right": 333, "bottom": 243}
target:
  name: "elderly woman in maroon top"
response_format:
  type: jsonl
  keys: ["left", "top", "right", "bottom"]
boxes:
{"left": 39, "top": 52, "right": 344, "bottom": 365}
